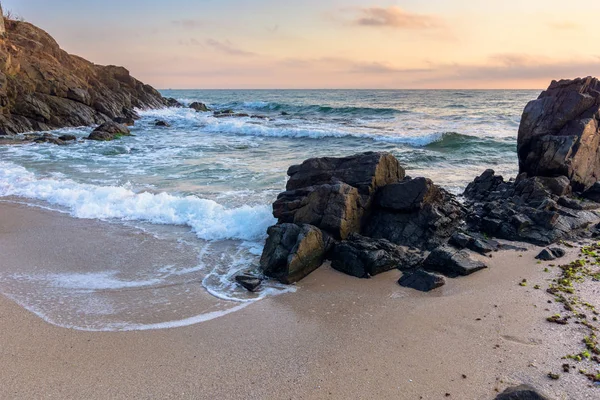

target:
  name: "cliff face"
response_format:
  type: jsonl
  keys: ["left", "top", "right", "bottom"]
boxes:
{"left": 0, "top": 17, "right": 168, "bottom": 134}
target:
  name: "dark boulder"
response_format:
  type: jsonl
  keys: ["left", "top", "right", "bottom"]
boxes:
{"left": 155, "top": 120, "right": 171, "bottom": 127}
{"left": 423, "top": 246, "right": 487, "bottom": 278}
{"left": 113, "top": 117, "right": 135, "bottom": 126}
{"left": 58, "top": 134, "right": 76, "bottom": 141}
{"left": 329, "top": 234, "right": 424, "bottom": 279}
{"left": 189, "top": 102, "right": 210, "bottom": 112}
{"left": 550, "top": 247, "right": 566, "bottom": 258}
{"left": 518, "top": 77, "right": 600, "bottom": 191}
{"left": 260, "top": 224, "right": 332, "bottom": 284}
{"left": 235, "top": 274, "right": 263, "bottom": 292}
{"left": 273, "top": 183, "right": 362, "bottom": 240}
{"left": 87, "top": 121, "right": 131, "bottom": 141}
{"left": 285, "top": 152, "right": 405, "bottom": 198}
{"left": 364, "top": 179, "right": 463, "bottom": 250}
{"left": 165, "top": 97, "right": 183, "bottom": 108}
{"left": 535, "top": 249, "right": 556, "bottom": 261}
{"left": 398, "top": 270, "right": 445, "bottom": 292}
{"left": 494, "top": 384, "right": 550, "bottom": 400}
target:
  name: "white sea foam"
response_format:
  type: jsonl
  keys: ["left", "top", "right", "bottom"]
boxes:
{"left": 0, "top": 161, "right": 275, "bottom": 241}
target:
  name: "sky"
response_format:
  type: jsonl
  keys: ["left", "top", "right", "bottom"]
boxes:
{"left": 3, "top": 0, "right": 600, "bottom": 89}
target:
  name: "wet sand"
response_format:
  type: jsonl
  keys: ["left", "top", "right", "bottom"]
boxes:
{"left": 0, "top": 201, "right": 597, "bottom": 399}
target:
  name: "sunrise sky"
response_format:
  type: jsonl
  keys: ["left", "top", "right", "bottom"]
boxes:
{"left": 4, "top": 0, "right": 600, "bottom": 89}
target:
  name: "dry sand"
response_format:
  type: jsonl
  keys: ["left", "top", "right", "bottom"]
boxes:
{"left": 0, "top": 201, "right": 598, "bottom": 399}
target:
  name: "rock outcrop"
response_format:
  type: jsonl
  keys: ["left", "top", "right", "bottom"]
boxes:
{"left": 518, "top": 77, "right": 600, "bottom": 191}
{"left": 464, "top": 169, "right": 600, "bottom": 245}
{"left": 260, "top": 152, "right": 467, "bottom": 284}
{"left": 0, "top": 16, "right": 169, "bottom": 134}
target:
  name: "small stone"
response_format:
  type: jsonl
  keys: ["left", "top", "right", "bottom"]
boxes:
{"left": 235, "top": 274, "right": 262, "bottom": 292}
{"left": 155, "top": 120, "right": 171, "bottom": 127}
{"left": 535, "top": 249, "right": 556, "bottom": 261}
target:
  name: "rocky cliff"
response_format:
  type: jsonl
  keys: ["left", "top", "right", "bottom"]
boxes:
{"left": 0, "top": 15, "right": 168, "bottom": 135}
{"left": 518, "top": 77, "right": 600, "bottom": 191}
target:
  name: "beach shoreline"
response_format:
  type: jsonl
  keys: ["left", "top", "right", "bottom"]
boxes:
{"left": 0, "top": 200, "right": 597, "bottom": 399}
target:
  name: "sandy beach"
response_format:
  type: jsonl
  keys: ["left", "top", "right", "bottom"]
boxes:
{"left": 0, "top": 200, "right": 596, "bottom": 399}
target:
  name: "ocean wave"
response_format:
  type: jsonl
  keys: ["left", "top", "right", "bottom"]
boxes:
{"left": 213, "top": 101, "right": 407, "bottom": 117}
{"left": 0, "top": 162, "right": 275, "bottom": 241}
{"left": 424, "top": 132, "right": 515, "bottom": 151}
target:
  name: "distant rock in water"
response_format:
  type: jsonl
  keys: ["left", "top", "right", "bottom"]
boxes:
{"left": 189, "top": 102, "right": 210, "bottom": 112}
{"left": 518, "top": 77, "right": 600, "bottom": 191}
{"left": 0, "top": 17, "right": 169, "bottom": 134}
{"left": 87, "top": 121, "right": 131, "bottom": 141}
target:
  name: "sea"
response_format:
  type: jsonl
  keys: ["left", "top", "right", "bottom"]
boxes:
{"left": 0, "top": 89, "right": 539, "bottom": 331}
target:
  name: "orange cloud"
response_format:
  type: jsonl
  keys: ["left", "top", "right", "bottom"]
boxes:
{"left": 352, "top": 6, "right": 442, "bottom": 29}
{"left": 547, "top": 21, "right": 580, "bottom": 30}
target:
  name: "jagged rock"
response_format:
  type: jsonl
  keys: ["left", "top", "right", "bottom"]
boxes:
{"left": 364, "top": 179, "right": 463, "bottom": 250}
{"left": 494, "top": 384, "right": 550, "bottom": 400}
{"left": 518, "top": 77, "right": 600, "bottom": 191}
{"left": 155, "top": 120, "right": 170, "bottom": 127}
{"left": 536, "top": 249, "right": 556, "bottom": 261}
{"left": 423, "top": 246, "right": 487, "bottom": 278}
{"left": 449, "top": 232, "right": 496, "bottom": 255}
{"left": 329, "top": 234, "right": 424, "bottom": 278}
{"left": 87, "top": 121, "right": 131, "bottom": 141}
{"left": 285, "top": 152, "right": 405, "bottom": 197}
{"left": 235, "top": 274, "right": 263, "bottom": 292}
{"left": 113, "top": 117, "right": 135, "bottom": 126}
{"left": 464, "top": 170, "right": 600, "bottom": 245}
{"left": 33, "top": 133, "right": 66, "bottom": 145}
{"left": 58, "top": 134, "right": 76, "bottom": 141}
{"left": 260, "top": 224, "right": 332, "bottom": 284}
{"left": 0, "top": 19, "right": 168, "bottom": 134}
{"left": 398, "top": 270, "right": 445, "bottom": 292}
{"left": 189, "top": 102, "right": 209, "bottom": 112}
{"left": 165, "top": 97, "right": 183, "bottom": 108}
{"left": 273, "top": 182, "right": 362, "bottom": 240}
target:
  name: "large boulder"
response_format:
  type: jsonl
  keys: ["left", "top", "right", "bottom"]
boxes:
{"left": 518, "top": 77, "right": 600, "bottom": 191}
{"left": 285, "top": 152, "right": 405, "bottom": 197}
{"left": 260, "top": 224, "right": 332, "bottom": 284}
{"left": 364, "top": 178, "right": 463, "bottom": 250}
{"left": 87, "top": 121, "right": 131, "bottom": 141}
{"left": 273, "top": 183, "right": 362, "bottom": 240}
{"left": 423, "top": 246, "right": 487, "bottom": 278}
{"left": 273, "top": 152, "right": 405, "bottom": 240}
{"left": 329, "top": 234, "right": 424, "bottom": 279}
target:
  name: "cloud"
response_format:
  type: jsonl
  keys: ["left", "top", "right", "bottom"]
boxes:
{"left": 205, "top": 39, "right": 257, "bottom": 57}
{"left": 351, "top": 6, "right": 442, "bottom": 29}
{"left": 547, "top": 21, "right": 580, "bottom": 31}
{"left": 172, "top": 19, "right": 204, "bottom": 29}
